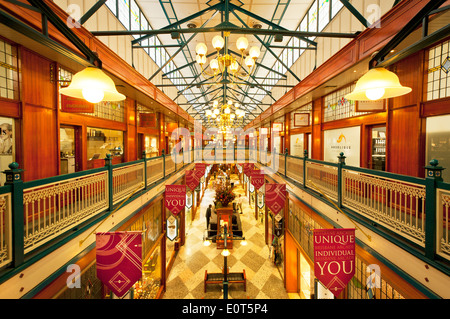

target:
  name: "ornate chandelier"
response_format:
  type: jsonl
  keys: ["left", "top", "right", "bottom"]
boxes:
{"left": 205, "top": 99, "right": 245, "bottom": 130}
{"left": 195, "top": 32, "right": 261, "bottom": 84}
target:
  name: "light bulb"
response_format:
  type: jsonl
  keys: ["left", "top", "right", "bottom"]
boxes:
{"left": 212, "top": 35, "right": 225, "bottom": 50}
{"left": 210, "top": 59, "right": 219, "bottom": 71}
{"left": 206, "top": 109, "right": 212, "bottom": 116}
{"left": 228, "top": 99, "right": 233, "bottom": 106}
{"left": 221, "top": 249, "right": 230, "bottom": 257}
{"left": 245, "top": 56, "right": 255, "bottom": 68}
{"left": 365, "top": 87, "right": 385, "bottom": 100}
{"left": 225, "top": 107, "right": 230, "bottom": 114}
{"left": 203, "top": 240, "right": 211, "bottom": 247}
{"left": 196, "top": 54, "right": 207, "bottom": 65}
{"left": 229, "top": 61, "right": 239, "bottom": 73}
{"left": 249, "top": 46, "right": 260, "bottom": 59}
{"left": 234, "top": 103, "right": 240, "bottom": 108}
{"left": 195, "top": 42, "right": 207, "bottom": 56}
{"left": 82, "top": 88, "right": 104, "bottom": 103}
{"left": 240, "top": 240, "right": 247, "bottom": 246}
{"left": 236, "top": 37, "right": 249, "bottom": 51}
{"left": 213, "top": 100, "right": 219, "bottom": 107}
{"left": 214, "top": 108, "right": 220, "bottom": 115}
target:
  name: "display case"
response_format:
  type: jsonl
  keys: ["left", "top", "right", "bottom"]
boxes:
{"left": 133, "top": 243, "right": 162, "bottom": 299}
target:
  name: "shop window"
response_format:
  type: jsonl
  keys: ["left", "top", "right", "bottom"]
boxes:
{"left": 323, "top": 85, "right": 369, "bottom": 122}
{"left": 0, "top": 39, "right": 18, "bottom": 100}
{"left": 87, "top": 127, "right": 123, "bottom": 168}
{"left": 426, "top": 114, "right": 450, "bottom": 182}
{"left": 0, "top": 117, "right": 14, "bottom": 185}
{"left": 426, "top": 39, "right": 450, "bottom": 101}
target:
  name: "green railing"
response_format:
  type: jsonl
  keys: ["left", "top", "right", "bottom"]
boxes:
{"left": 259, "top": 149, "right": 450, "bottom": 265}
{"left": 0, "top": 146, "right": 448, "bottom": 278}
{"left": 0, "top": 149, "right": 197, "bottom": 271}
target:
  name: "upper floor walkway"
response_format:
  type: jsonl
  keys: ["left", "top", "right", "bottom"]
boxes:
{"left": 0, "top": 146, "right": 449, "bottom": 298}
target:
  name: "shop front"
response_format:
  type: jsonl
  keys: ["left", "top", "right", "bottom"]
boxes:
{"left": 87, "top": 127, "right": 124, "bottom": 169}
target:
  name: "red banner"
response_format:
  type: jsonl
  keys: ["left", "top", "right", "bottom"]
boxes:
{"left": 60, "top": 94, "right": 94, "bottom": 113}
{"left": 185, "top": 169, "right": 200, "bottom": 191}
{"left": 96, "top": 232, "right": 142, "bottom": 298}
{"left": 250, "top": 171, "right": 265, "bottom": 190}
{"left": 265, "top": 183, "right": 286, "bottom": 215}
{"left": 243, "top": 163, "right": 254, "bottom": 176}
{"left": 165, "top": 185, "right": 186, "bottom": 216}
{"left": 194, "top": 163, "right": 206, "bottom": 178}
{"left": 313, "top": 228, "right": 356, "bottom": 297}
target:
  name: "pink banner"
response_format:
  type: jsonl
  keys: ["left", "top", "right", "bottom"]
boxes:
{"left": 185, "top": 169, "right": 200, "bottom": 191}
{"left": 165, "top": 185, "right": 186, "bottom": 216}
{"left": 265, "top": 183, "right": 286, "bottom": 215}
{"left": 96, "top": 232, "right": 142, "bottom": 298}
{"left": 243, "top": 163, "right": 254, "bottom": 176}
{"left": 250, "top": 171, "right": 265, "bottom": 190}
{"left": 195, "top": 163, "right": 206, "bottom": 177}
{"left": 313, "top": 228, "right": 356, "bottom": 297}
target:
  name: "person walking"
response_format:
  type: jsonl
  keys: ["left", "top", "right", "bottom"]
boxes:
{"left": 237, "top": 194, "right": 243, "bottom": 214}
{"left": 205, "top": 204, "right": 212, "bottom": 230}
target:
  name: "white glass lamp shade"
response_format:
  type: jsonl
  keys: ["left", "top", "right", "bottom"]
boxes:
{"left": 196, "top": 54, "right": 207, "bottom": 65}
{"left": 224, "top": 107, "right": 230, "bottom": 114}
{"left": 213, "top": 100, "right": 219, "bottom": 107}
{"left": 212, "top": 113, "right": 217, "bottom": 118}
{"left": 234, "top": 102, "right": 240, "bottom": 109}
{"left": 214, "top": 108, "right": 220, "bottom": 115}
{"left": 195, "top": 42, "right": 208, "bottom": 56}
{"left": 206, "top": 109, "right": 212, "bottom": 117}
{"left": 230, "top": 113, "right": 235, "bottom": 119}
{"left": 228, "top": 99, "right": 233, "bottom": 106}
{"left": 345, "top": 67, "right": 412, "bottom": 101}
{"left": 249, "top": 46, "right": 261, "bottom": 59}
{"left": 60, "top": 67, "right": 125, "bottom": 103}
{"left": 229, "top": 61, "right": 239, "bottom": 73}
{"left": 236, "top": 37, "right": 249, "bottom": 51}
{"left": 212, "top": 35, "right": 225, "bottom": 50}
{"left": 210, "top": 58, "right": 219, "bottom": 71}
{"left": 245, "top": 56, "right": 255, "bottom": 68}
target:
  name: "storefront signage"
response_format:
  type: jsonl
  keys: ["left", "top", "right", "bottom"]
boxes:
{"left": 294, "top": 113, "right": 310, "bottom": 127}
{"left": 139, "top": 113, "right": 157, "bottom": 128}
{"left": 265, "top": 183, "right": 286, "bottom": 215}
{"left": 96, "top": 231, "right": 142, "bottom": 298}
{"left": 355, "top": 100, "right": 386, "bottom": 112}
{"left": 324, "top": 126, "right": 360, "bottom": 166}
{"left": 166, "top": 215, "right": 178, "bottom": 241}
{"left": 61, "top": 94, "right": 94, "bottom": 113}
{"left": 257, "top": 191, "right": 265, "bottom": 209}
{"left": 290, "top": 134, "right": 304, "bottom": 157}
{"left": 185, "top": 170, "right": 200, "bottom": 191}
{"left": 165, "top": 185, "right": 186, "bottom": 216}
{"left": 313, "top": 228, "right": 355, "bottom": 297}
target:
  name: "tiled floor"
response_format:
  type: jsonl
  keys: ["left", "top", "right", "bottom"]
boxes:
{"left": 162, "top": 174, "right": 289, "bottom": 299}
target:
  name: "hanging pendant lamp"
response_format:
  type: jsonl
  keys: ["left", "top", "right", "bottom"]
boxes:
{"left": 345, "top": 67, "right": 411, "bottom": 101}
{"left": 60, "top": 66, "right": 126, "bottom": 103}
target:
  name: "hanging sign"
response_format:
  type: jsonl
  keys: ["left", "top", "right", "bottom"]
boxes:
{"left": 313, "top": 228, "right": 356, "bottom": 297}
{"left": 96, "top": 231, "right": 142, "bottom": 298}
{"left": 273, "top": 214, "right": 284, "bottom": 237}
{"left": 243, "top": 163, "right": 254, "bottom": 176}
{"left": 265, "top": 183, "right": 286, "bottom": 215}
{"left": 165, "top": 185, "right": 186, "bottom": 216}
{"left": 257, "top": 191, "right": 265, "bottom": 209}
{"left": 166, "top": 215, "right": 178, "bottom": 241}
{"left": 186, "top": 190, "right": 193, "bottom": 208}
{"left": 195, "top": 163, "right": 207, "bottom": 178}
{"left": 185, "top": 170, "right": 200, "bottom": 191}
{"left": 250, "top": 171, "right": 265, "bottom": 190}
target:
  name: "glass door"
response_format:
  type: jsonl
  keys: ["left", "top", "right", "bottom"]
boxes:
{"left": 60, "top": 126, "right": 80, "bottom": 174}
{"left": 370, "top": 126, "right": 386, "bottom": 171}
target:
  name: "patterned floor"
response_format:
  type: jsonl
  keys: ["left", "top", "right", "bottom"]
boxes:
{"left": 162, "top": 174, "right": 289, "bottom": 299}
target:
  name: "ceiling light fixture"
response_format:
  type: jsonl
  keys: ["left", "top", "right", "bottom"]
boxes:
{"left": 345, "top": 67, "right": 411, "bottom": 101}
{"left": 195, "top": 32, "right": 260, "bottom": 85}
{"left": 60, "top": 66, "right": 126, "bottom": 103}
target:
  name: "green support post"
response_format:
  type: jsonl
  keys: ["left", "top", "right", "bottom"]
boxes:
{"left": 3, "top": 162, "right": 25, "bottom": 267}
{"left": 142, "top": 151, "right": 148, "bottom": 190}
{"left": 303, "top": 149, "right": 308, "bottom": 188}
{"left": 285, "top": 148, "right": 288, "bottom": 178}
{"left": 105, "top": 154, "right": 113, "bottom": 211}
{"left": 424, "top": 159, "right": 444, "bottom": 259}
{"left": 337, "top": 152, "right": 346, "bottom": 208}
{"left": 162, "top": 149, "right": 166, "bottom": 179}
